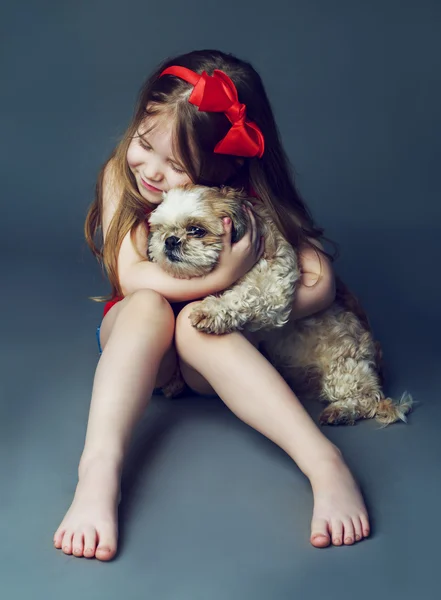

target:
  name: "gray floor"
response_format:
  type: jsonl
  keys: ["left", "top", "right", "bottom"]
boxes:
{"left": 2, "top": 0, "right": 441, "bottom": 597}
{"left": 2, "top": 252, "right": 440, "bottom": 599}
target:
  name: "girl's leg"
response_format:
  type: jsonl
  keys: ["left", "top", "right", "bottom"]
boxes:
{"left": 53, "top": 290, "right": 177, "bottom": 561}
{"left": 175, "top": 302, "right": 370, "bottom": 548}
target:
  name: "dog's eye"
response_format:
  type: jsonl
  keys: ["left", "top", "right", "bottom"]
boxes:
{"left": 187, "top": 226, "right": 206, "bottom": 238}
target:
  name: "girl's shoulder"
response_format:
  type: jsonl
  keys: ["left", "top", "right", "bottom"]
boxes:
{"left": 299, "top": 237, "right": 335, "bottom": 289}
{"left": 102, "top": 158, "right": 149, "bottom": 273}
{"left": 304, "top": 237, "right": 325, "bottom": 251}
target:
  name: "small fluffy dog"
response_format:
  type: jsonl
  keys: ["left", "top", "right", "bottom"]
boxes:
{"left": 147, "top": 184, "right": 413, "bottom": 426}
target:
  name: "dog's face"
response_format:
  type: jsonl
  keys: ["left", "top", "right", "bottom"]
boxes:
{"left": 147, "top": 183, "right": 249, "bottom": 278}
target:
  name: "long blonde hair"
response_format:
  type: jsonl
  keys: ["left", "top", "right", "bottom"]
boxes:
{"left": 84, "top": 49, "right": 340, "bottom": 304}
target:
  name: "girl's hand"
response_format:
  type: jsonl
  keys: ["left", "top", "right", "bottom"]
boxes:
{"left": 216, "top": 205, "right": 264, "bottom": 288}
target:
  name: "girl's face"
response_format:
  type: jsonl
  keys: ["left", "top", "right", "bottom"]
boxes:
{"left": 126, "top": 116, "right": 192, "bottom": 205}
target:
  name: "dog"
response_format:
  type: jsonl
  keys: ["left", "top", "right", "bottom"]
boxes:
{"left": 147, "top": 184, "right": 414, "bottom": 426}
{"left": 148, "top": 184, "right": 299, "bottom": 333}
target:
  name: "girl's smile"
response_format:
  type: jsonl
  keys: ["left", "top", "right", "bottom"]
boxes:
{"left": 140, "top": 177, "right": 162, "bottom": 192}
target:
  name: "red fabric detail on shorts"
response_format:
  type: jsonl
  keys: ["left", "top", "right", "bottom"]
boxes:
{"left": 103, "top": 296, "right": 124, "bottom": 318}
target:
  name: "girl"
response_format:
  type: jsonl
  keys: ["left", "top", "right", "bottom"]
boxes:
{"left": 53, "top": 49, "right": 371, "bottom": 560}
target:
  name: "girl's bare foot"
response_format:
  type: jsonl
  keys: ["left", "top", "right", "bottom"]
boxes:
{"left": 308, "top": 452, "right": 370, "bottom": 548}
{"left": 53, "top": 455, "right": 122, "bottom": 560}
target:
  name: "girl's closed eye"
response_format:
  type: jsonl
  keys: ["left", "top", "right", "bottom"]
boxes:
{"left": 137, "top": 137, "right": 186, "bottom": 174}
{"left": 170, "top": 163, "right": 186, "bottom": 174}
{"left": 138, "top": 138, "right": 151, "bottom": 151}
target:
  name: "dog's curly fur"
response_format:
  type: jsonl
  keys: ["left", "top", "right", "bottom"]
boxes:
{"left": 147, "top": 184, "right": 414, "bottom": 427}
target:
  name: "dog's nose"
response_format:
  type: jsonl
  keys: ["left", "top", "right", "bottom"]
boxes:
{"left": 165, "top": 236, "right": 180, "bottom": 249}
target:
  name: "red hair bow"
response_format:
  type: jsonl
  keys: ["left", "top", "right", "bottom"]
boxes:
{"left": 160, "top": 66, "right": 265, "bottom": 158}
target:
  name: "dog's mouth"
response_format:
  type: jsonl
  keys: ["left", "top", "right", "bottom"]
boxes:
{"left": 164, "top": 236, "right": 183, "bottom": 263}
{"left": 165, "top": 249, "right": 182, "bottom": 262}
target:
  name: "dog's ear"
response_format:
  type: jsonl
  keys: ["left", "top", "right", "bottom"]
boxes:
{"left": 230, "top": 206, "right": 248, "bottom": 243}
{"left": 212, "top": 186, "right": 249, "bottom": 243}
{"left": 217, "top": 185, "right": 249, "bottom": 202}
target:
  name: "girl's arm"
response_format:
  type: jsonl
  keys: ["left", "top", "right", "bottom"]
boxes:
{"left": 122, "top": 259, "right": 226, "bottom": 302}
{"left": 101, "top": 159, "right": 262, "bottom": 303}
{"left": 290, "top": 240, "right": 336, "bottom": 320}
{"left": 120, "top": 212, "right": 263, "bottom": 303}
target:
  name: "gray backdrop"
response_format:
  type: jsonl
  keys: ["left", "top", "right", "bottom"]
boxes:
{"left": 1, "top": 1, "right": 440, "bottom": 599}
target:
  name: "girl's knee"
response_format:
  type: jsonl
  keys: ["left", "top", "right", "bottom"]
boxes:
{"left": 126, "top": 289, "right": 174, "bottom": 321}
{"left": 174, "top": 301, "right": 258, "bottom": 354}
{"left": 174, "top": 301, "right": 202, "bottom": 352}
{"left": 100, "top": 290, "right": 175, "bottom": 353}
{"left": 124, "top": 290, "right": 176, "bottom": 344}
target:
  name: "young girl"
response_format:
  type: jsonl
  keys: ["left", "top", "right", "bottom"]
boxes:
{"left": 53, "top": 49, "right": 371, "bottom": 560}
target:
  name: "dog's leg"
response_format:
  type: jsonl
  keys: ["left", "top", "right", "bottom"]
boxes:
{"left": 318, "top": 356, "right": 413, "bottom": 426}
{"left": 189, "top": 279, "right": 266, "bottom": 334}
{"left": 161, "top": 363, "right": 186, "bottom": 398}
{"left": 265, "top": 304, "right": 414, "bottom": 427}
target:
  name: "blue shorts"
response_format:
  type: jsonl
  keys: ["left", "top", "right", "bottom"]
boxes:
{"left": 96, "top": 325, "right": 103, "bottom": 355}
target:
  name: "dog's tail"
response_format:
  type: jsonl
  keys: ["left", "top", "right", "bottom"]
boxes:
{"left": 374, "top": 391, "right": 415, "bottom": 427}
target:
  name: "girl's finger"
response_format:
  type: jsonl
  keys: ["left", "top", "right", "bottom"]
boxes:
{"left": 223, "top": 217, "right": 232, "bottom": 247}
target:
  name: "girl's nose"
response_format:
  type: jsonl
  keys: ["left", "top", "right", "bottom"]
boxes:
{"left": 145, "top": 160, "right": 163, "bottom": 181}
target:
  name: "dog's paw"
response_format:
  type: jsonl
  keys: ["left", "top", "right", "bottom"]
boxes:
{"left": 189, "top": 304, "right": 240, "bottom": 334}
{"left": 161, "top": 365, "right": 186, "bottom": 398}
{"left": 319, "top": 404, "right": 359, "bottom": 426}
{"left": 189, "top": 306, "right": 224, "bottom": 334}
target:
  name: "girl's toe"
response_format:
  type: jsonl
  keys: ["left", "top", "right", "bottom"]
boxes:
{"left": 353, "top": 517, "right": 363, "bottom": 542}
{"left": 53, "top": 529, "right": 65, "bottom": 549}
{"left": 61, "top": 530, "right": 73, "bottom": 554}
{"left": 96, "top": 525, "right": 117, "bottom": 561}
{"left": 331, "top": 520, "right": 343, "bottom": 546}
{"left": 95, "top": 545, "right": 116, "bottom": 561}
{"left": 72, "top": 531, "right": 84, "bottom": 556}
{"left": 343, "top": 518, "right": 355, "bottom": 545}
{"left": 83, "top": 527, "right": 98, "bottom": 558}
{"left": 360, "top": 513, "right": 370, "bottom": 537}
{"left": 310, "top": 517, "right": 331, "bottom": 548}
